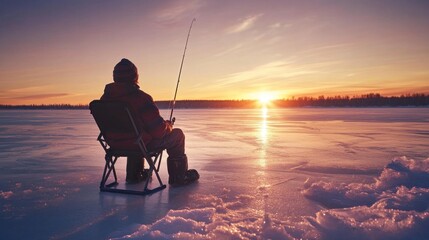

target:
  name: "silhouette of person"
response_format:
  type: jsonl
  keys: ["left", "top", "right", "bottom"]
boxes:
{"left": 101, "top": 58, "right": 199, "bottom": 185}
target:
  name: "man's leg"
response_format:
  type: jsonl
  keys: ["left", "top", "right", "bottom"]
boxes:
{"left": 126, "top": 155, "right": 145, "bottom": 183}
{"left": 148, "top": 128, "right": 199, "bottom": 185}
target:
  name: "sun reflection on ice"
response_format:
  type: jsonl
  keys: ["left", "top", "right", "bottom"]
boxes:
{"left": 258, "top": 106, "right": 269, "bottom": 167}
{"left": 260, "top": 106, "right": 268, "bottom": 144}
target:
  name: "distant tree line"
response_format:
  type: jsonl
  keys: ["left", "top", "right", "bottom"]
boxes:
{"left": 277, "top": 93, "right": 429, "bottom": 108}
{"left": 157, "top": 93, "right": 429, "bottom": 108}
{"left": 0, "top": 104, "right": 88, "bottom": 110}
{"left": 0, "top": 93, "right": 428, "bottom": 109}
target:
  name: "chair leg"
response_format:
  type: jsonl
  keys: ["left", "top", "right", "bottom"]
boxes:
{"left": 100, "top": 158, "right": 109, "bottom": 188}
{"left": 143, "top": 155, "right": 165, "bottom": 191}
{"left": 100, "top": 153, "right": 166, "bottom": 195}
{"left": 111, "top": 157, "right": 118, "bottom": 182}
{"left": 150, "top": 153, "right": 160, "bottom": 173}
{"left": 100, "top": 154, "right": 118, "bottom": 189}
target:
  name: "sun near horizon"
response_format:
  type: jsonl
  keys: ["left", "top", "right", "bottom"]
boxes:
{"left": 257, "top": 92, "right": 278, "bottom": 107}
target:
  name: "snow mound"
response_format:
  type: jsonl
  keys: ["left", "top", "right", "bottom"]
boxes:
{"left": 302, "top": 156, "right": 429, "bottom": 239}
{"left": 110, "top": 194, "right": 305, "bottom": 240}
{"left": 112, "top": 157, "right": 429, "bottom": 239}
{"left": 303, "top": 156, "right": 429, "bottom": 210}
{"left": 308, "top": 206, "right": 429, "bottom": 240}
{"left": 0, "top": 191, "right": 13, "bottom": 199}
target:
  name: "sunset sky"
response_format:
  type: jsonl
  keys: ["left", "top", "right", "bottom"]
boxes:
{"left": 1, "top": 0, "right": 429, "bottom": 105}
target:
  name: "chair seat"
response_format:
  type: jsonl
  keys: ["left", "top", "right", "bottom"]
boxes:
{"left": 107, "top": 149, "right": 160, "bottom": 158}
{"left": 107, "top": 149, "right": 142, "bottom": 157}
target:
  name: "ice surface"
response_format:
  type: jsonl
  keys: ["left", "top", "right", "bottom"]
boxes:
{"left": 1, "top": 108, "right": 429, "bottom": 239}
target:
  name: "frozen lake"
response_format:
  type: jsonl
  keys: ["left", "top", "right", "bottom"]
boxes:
{"left": 1, "top": 108, "right": 429, "bottom": 239}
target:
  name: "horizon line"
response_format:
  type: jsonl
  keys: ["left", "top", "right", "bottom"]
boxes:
{"left": 1, "top": 93, "right": 428, "bottom": 108}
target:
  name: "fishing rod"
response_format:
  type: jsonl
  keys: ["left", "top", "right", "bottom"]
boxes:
{"left": 169, "top": 18, "right": 196, "bottom": 124}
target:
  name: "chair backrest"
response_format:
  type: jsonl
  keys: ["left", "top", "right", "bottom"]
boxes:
{"left": 90, "top": 100, "right": 142, "bottom": 151}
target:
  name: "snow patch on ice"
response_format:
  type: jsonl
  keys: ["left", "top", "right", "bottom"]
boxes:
{"left": 373, "top": 186, "right": 429, "bottom": 211}
{"left": 301, "top": 156, "right": 429, "bottom": 239}
{"left": 110, "top": 193, "right": 305, "bottom": 240}
{"left": 308, "top": 206, "right": 429, "bottom": 240}
{"left": 112, "top": 157, "right": 429, "bottom": 239}
{"left": 0, "top": 191, "right": 13, "bottom": 199}
{"left": 303, "top": 156, "right": 429, "bottom": 209}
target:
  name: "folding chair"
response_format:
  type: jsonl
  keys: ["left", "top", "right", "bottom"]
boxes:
{"left": 89, "top": 100, "right": 166, "bottom": 195}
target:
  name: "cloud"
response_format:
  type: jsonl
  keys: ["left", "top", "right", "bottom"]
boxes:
{"left": 6, "top": 85, "right": 53, "bottom": 94}
{"left": 0, "top": 93, "right": 70, "bottom": 100}
{"left": 226, "top": 14, "right": 263, "bottom": 34}
{"left": 214, "top": 43, "right": 244, "bottom": 57}
{"left": 0, "top": 85, "right": 70, "bottom": 101}
{"left": 269, "top": 22, "right": 293, "bottom": 29}
{"left": 300, "top": 43, "right": 354, "bottom": 55}
{"left": 155, "top": 0, "right": 203, "bottom": 24}
{"left": 15, "top": 93, "right": 70, "bottom": 100}
{"left": 215, "top": 61, "right": 316, "bottom": 86}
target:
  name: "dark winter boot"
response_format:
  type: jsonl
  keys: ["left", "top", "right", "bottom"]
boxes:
{"left": 137, "top": 158, "right": 151, "bottom": 180}
{"left": 126, "top": 156, "right": 147, "bottom": 184}
{"left": 184, "top": 169, "right": 200, "bottom": 184}
{"left": 167, "top": 155, "right": 199, "bottom": 186}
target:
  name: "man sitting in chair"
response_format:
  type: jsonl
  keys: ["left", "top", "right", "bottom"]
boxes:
{"left": 101, "top": 58, "right": 199, "bottom": 185}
